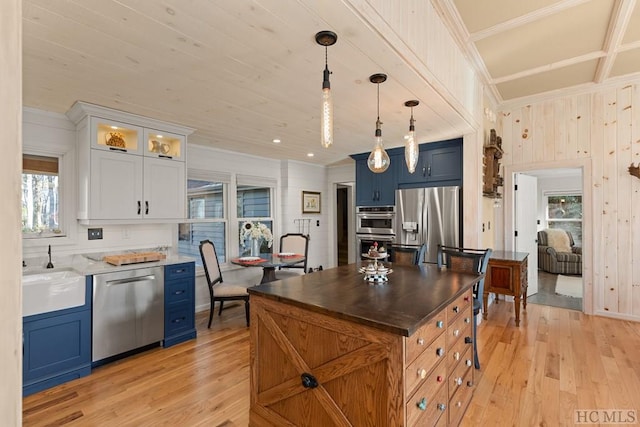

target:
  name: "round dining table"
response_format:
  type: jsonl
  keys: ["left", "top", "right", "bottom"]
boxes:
{"left": 230, "top": 253, "right": 306, "bottom": 284}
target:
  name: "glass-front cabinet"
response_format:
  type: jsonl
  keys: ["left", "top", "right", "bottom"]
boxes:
{"left": 67, "top": 101, "right": 194, "bottom": 223}
{"left": 144, "top": 129, "right": 185, "bottom": 160}
{"left": 91, "top": 118, "right": 143, "bottom": 154}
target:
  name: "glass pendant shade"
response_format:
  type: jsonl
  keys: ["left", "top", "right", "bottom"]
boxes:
{"left": 405, "top": 130, "right": 418, "bottom": 173}
{"left": 404, "top": 100, "right": 420, "bottom": 174}
{"left": 367, "top": 134, "right": 390, "bottom": 173}
{"left": 321, "top": 72, "right": 333, "bottom": 148}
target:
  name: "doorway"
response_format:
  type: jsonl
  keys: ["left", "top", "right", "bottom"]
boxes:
{"left": 336, "top": 185, "right": 349, "bottom": 266}
{"left": 512, "top": 168, "right": 584, "bottom": 311}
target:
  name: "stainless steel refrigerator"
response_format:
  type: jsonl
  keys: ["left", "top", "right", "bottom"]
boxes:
{"left": 394, "top": 187, "right": 460, "bottom": 263}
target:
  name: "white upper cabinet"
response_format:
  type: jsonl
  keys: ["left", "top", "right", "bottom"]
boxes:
{"left": 67, "top": 101, "right": 194, "bottom": 223}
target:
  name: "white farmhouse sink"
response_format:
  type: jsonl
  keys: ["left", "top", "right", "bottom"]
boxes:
{"left": 22, "top": 269, "right": 86, "bottom": 316}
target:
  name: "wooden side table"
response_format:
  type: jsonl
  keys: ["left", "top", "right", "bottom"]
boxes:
{"left": 483, "top": 251, "right": 529, "bottom": 326}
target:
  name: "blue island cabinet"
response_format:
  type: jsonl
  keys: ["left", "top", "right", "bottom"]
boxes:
{"left": 23, "top": 277, "right": 92, "bottom": 397}
{"left": 163, "top": 262, "right": 197, "bottom": 347}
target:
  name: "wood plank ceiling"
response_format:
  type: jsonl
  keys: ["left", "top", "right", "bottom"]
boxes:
{"left": 22, "top": 0, "right": 640, "bottom": 165}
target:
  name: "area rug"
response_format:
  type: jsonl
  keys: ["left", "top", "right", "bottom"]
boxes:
{"left": 555, "top": 275, "right": 583, "bottom": 298}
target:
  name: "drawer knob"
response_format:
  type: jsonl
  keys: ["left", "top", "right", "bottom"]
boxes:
{"left": 453, "top": 329, "right": 460, "bottom": 337}
{"left": 417, "top": 337, "right": 425, "bottom": 346}
{"left": 417, "top": 397, "right": 427, "bottom": 411}
{"left": 437, "top": 375, "right": 443, "bottom": 383}
{"left": 467, "top": 380, "right": 474, "bottom": 387}
{"left": 436, "top": 320, "right": 444, "bottom": 328}
{"left": 437, "top": 403, "right": 446, "bottom": 411}
{"left": 453, "top": 351, "right": 460, "bottom": 360}
{"left": 453, "top": 306, "right": 460, "bottom": 313}
{"left": 464, "top": 317, "right": 471, "bottom": 324}
{"left": 436, "top": 348, "right": 445, "bottom": 357}
{"left": 418, "top": 368, "right": 427, "bottom": 379}
{"left": 454, "top": 377, "right": 463, "bottom": 386}
{"left": 466, "top": 359, "right": 472, "bottom": 367}
{"left": 465, "top": 336, "right": 473, "bottom": 344}
{"left": 456, "top": 401, "right": 463, "bottom": 408}
{"left": 464, "top": 295, "right": 470, "bottom": 302}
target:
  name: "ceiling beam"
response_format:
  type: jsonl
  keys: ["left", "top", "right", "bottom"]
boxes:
{"left": 492, "top": 51, "right": 605, "bottom": 84}
{"left": 594, "top": 0, "right": 636, "bottom": 83}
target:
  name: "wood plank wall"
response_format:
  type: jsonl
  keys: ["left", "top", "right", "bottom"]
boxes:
{"left": 499, "top": 82, "right": 640, "bottom": 321}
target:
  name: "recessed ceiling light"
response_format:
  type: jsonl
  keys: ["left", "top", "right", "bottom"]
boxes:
{"left": 307, "top": 153, "right": 314, "bottom": 157}
{"left": 273, "top": 139, "right": 281, "bottom": 144}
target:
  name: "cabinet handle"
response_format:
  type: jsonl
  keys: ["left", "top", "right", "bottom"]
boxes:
{"left": 159, "top": 154, "right": 173, "bottom": 159}
{"left": 173, "top": 290, "right": 185, "bottom": 295}
{"left": 109, "top": 147, "right": 127, "bottom": 153}
{"left": 427, "top": 165, "right": 431, "bottom": 176}
{"left": 422, "top": 165, "right": 426, "bottom": 177}
{"left": 145, "top": 201, "right": 149, "bottom": 215}
{"left": 137, "top": 201, "right": 141, "bottom": 215}
{"left": 172, "top": 316, "right": 186, "bottom": 323}
{"left": 176, "top": 269, "right": 185, "bottom": 273}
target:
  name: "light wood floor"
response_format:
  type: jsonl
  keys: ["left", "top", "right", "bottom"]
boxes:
{"left": 23, "top": 300, "right": 640, "bottom": 426}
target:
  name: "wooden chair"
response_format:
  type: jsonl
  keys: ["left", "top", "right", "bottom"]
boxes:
{"left": 199, "top": 239, "right": 251, "bottom": 328}
{"left": 276, "top": 233, "right": 309, "bottom": 280}
{"left": 437, "top": 244, "right": 492, "bottom": 369}
{"left": 393, "top": 244, "right": 427, "bottom": 265}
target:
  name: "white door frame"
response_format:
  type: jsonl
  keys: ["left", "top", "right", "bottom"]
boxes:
{"left": 503, "top": 158, "right": 593, "bottom": 315}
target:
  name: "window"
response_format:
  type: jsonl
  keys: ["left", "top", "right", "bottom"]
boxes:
{"left": 546, "top": 194, "right": 582, "bottom": 246}
{"left": 22, "top": 155, "right": 63, "bottom": 238}
{"left": 237, "top": 184, "right": 273, "bottom": 256}
{"left": 178, "top": 176, "right": 227, "bottom": 267}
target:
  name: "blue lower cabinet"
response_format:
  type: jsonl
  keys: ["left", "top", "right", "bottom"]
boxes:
{"left": 23, "top": 278, "right": 92, "bottom": 396}
{"left": 163, "top": 262, "right": 196, "bottom": 347}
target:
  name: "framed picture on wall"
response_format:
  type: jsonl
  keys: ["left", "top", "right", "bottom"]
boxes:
{"left": 302, "top": 191, "right": 321, "bottom": 214}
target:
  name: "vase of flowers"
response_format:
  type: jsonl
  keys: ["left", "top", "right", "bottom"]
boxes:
{"left": 240, "top": 221, "right": 273, "bottom": 256}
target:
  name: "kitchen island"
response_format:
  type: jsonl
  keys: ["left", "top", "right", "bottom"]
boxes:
{"left": 248, "top": 263, "right": 481, "bottom": 426}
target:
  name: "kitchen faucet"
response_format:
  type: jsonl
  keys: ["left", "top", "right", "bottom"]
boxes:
{"left": 46, "top": 245, "right": 54, "bottom": 269}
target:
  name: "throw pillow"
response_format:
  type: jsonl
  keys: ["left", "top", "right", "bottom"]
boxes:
{"left": 545, "top": 229, "right": 572, "bottom": 253}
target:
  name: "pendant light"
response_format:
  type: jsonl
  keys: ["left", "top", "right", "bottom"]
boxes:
{"left": 367, "top": 73, "right": 390, "bottom": 173}
{"left": 315, "top": 30, "right": 337, "bottom": 148}
{"left": 404, "top": 100, "right": 419, "bottom": 173}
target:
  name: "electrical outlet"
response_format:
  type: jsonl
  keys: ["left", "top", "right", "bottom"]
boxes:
{"left": 88, "top": 228, "right": 103, "bottom": 240}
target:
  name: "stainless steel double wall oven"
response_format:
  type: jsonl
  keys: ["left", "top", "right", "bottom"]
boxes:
{"left": 356, "top": 206, "right": 396, "bottom": 260}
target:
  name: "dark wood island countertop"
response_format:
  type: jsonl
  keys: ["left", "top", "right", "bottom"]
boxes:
{"left": 248, "top": 263, "right": 481, "bottom": 337}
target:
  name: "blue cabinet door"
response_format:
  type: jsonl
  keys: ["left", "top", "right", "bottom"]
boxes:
{"left": 23, "top": 309, "right": 91, "bottom": 396}
{"left": 164, "top": 262, "right": 197, "bottom": 347}
{"left": 397, "top": 139, "right": 462, "bottom": 186}
{"left": 355, "top": 157, "right": 397, "bottom": 206}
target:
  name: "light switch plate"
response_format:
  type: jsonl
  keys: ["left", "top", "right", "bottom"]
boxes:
{"left": 88, "top": 228, "right": 103, "bottom": 240}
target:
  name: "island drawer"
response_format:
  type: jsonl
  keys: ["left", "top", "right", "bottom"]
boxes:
{"left": 448, "top": 361, "right": 474, "bottom": 426}
{"left": 406, "top": 370, "right": 448, "bottom": 427}
{"left": 449, "top": 346, "right": 472, "bottom": 400}
{"left": 405, "top": 333, "right": 446, "bottom": 397}
{"left": 447, "top": 289, "right": 472, "bottom": 323}
{"left": 447, "top": 305, "right": 472, "bottom": 348}
{"left": 405, "top": 315, "right": 447, "bottom": 364}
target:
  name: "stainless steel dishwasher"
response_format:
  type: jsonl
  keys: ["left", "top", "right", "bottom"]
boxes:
{"left": 92, "top": 266, "right": 164, "bottom": 363}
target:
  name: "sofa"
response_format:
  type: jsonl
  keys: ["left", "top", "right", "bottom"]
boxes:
{"left": 537, "top": 229, "right": 582, "bottom": 275}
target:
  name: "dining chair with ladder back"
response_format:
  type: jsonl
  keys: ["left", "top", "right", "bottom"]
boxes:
{"left": 199, "top": 239, "right": 252, "bottom": 328}
{"left": 437, "top": 244, "right": 492, "bottom": 369}
{"left": 276, "top": 233, "right": 309, "bottom": 280}
{"left": 393, "top": 243, "right": 427, "bottom": 266}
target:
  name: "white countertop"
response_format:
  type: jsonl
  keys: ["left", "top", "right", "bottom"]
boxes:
{"left": 23, "top": 254, "right": 196, "bottom": 277}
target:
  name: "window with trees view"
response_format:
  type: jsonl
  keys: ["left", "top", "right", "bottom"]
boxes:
{"left": 22, "top": 155, "right": 63, "bottom": 238}
{"left": 546, "top": 194, "right": 582, "bottom": 246}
